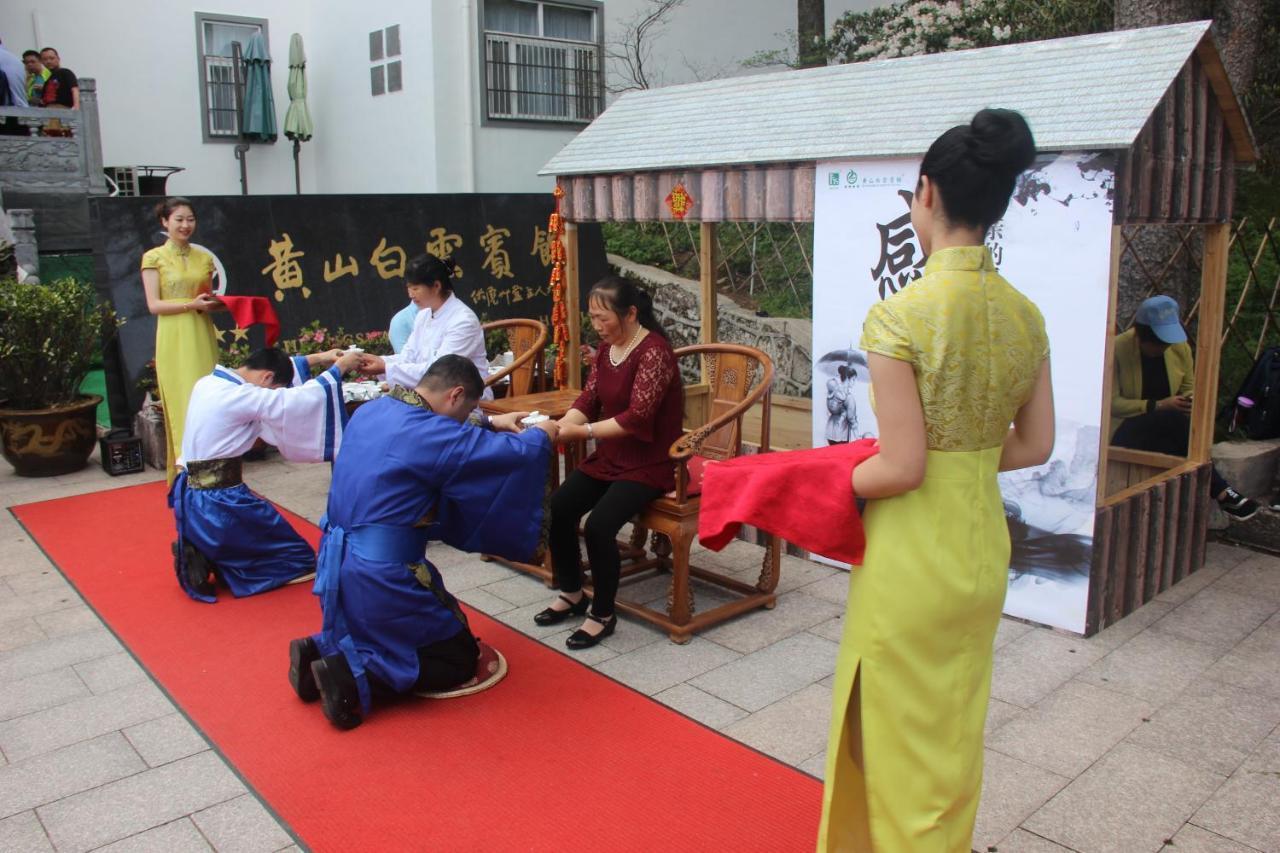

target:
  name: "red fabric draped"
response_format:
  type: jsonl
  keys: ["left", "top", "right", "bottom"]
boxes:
{"left": 217, "top": 295, "right": 281, "bottom": 347}
{"left": 698, "top": 439, "right": 879, "bottom": 565}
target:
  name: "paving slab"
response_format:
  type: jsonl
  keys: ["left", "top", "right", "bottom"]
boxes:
{"left": 73, "top": 652, "right": 148, "bottom": 695}
{"left": 0, "top": 629, "right": 120, "bottom": 684}
{"left": 1126, "top": 675, "right": 1280, "bottom": 777}
{"left": 1148, "top": 586, "right": 1277, "bottom": 650}
{"left": 1023, "top": 742, "right": 1225, "bottom": 853}
{"left": 0, "top": 680, "right": 172, "bottom": 761}
{"left": 123, "top": 713, "right": 211, "bottom": 768}
{"left": 988, "top": 680, "right": 1152, "bottom": 777}
{"left": 0, "top": 810, "right": 53, "bottom": 852}
{"left": 0, "top": 667, "right": 89, "bottom": 722}
{"left": 94, "top": 818, "right": 214, "bottom": 853}
{"left": 0, "top": 617, "right": 45, "bottom": 654}
{"left": 653, "top": 683, "right": 749, "bottom": 730}
{"left": 1166, "top": 822, "right": 1263, "bottom": 852}
{"left": 1191, "top": 730, "right": 1280, "bottom": 852}
{"left": 32, "top": 606, "right": 101, "bottom": 639}
{"left": 990, "top": 828, "right": 1075, "bottom": 852}
{"left": 1205, "top": 619, "right": 1280, "bottom": 698}
{"left": 596, "top": 637, "right": 741, "bottom": 696}
{"left": 0, "top": 733, "right": 145, "bottom": 820}
{"left": 37, "top": 750, "right": 245, "bottom": 853}
{"left": 720, "top": 683, "right": 832, "bottom": 766}
{"left": 689, "top": 632, "right": 838, "bottom": 712}
{"left": 192, "top": 793, "right": 294, "bottom": 853}
{"left": 990, "top": 630, "right": 1105, "bottom": 709}
{"left": 1212, "top": 553, "right": 1280, "bottom": 605}
{"left": 1077, "top": 629, "right": 1226, "bottom": 705}
{"left": 699, "top": 590, "right": 844, "bottom": 654}
{"left": 971, "top": 749, "right": 1070, "bottom": 853}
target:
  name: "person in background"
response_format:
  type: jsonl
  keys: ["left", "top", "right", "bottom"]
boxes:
{"left": 0, "top": 38, "right": 28, "bottom": 107}
{"left": 820, "top": 109, "right": 1055, "bottom": 851}
{"left": 388, "top": 299, "right": 422, "bottom": 354}
{"left": 39, "top": 46, "right": 78, "bottom": 109}
{"left": 357, "top": 254, "right": 491, "bottom": 396}
{"left": 1110, "top": 294, "right": 1260, "bottom": 521}
{"left": 22, "top": 50, "right": 48, "bottom": 105}
{"left": 534, "top": 276, "right": 684, "bottom": 650}
{"left": 140, "top": 197, "right": 224, "bottom": 484}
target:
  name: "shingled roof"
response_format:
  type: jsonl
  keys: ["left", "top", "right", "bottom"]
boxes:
{"left": 542, "top": 21, "right": 1255, "bottom": 178}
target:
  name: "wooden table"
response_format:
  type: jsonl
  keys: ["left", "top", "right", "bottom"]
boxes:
{"left": 479, "top": 389, "right": 584, "bottom": 584}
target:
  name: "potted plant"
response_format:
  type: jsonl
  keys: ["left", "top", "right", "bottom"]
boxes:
{"left": 0, "top": 275, "right": 121, "bottom": 476}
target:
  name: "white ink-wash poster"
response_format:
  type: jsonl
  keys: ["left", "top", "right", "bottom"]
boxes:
{"left": 811, "top": 153, "right": 1115, "bottom": 634}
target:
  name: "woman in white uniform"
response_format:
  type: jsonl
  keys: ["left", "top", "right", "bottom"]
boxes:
{"left": 358, "top": 254, "right": 490, "bottom": 395}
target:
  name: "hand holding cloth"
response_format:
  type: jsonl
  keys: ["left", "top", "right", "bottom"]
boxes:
{"left": 698, "top": 438, "right": 878, "bottom": 565}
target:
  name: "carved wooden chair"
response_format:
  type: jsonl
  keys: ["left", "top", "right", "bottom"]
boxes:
{"left": 481, "top": 319, "right": 548, "bottom": 397}
{"left": 613, "top": 343, "right": 780, "bottom": 644}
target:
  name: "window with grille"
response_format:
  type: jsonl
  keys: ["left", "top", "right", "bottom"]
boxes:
{"left": 195, "top": 13, "right": 269, "bottom": 143}
{"left": 482, "top": 0, "right": 603, "bottom": 124}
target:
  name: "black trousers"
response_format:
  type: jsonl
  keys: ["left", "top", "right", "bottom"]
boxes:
{"left": 367, "top": 628, "right": 479, "bottom": 696}
{"left": 1113, "top": 409, "right": 1228, "bottom": 496}
{"left": 548, "top": 469, "right": 664, "bottom": 619}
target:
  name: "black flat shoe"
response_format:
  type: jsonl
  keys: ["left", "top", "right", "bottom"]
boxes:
{"left": 566, "top": 613, "right": 616, "bottom": 650}
{"left": 288, "top": 637, "right": 321, "bottom": 702}
{"left": 180, "top": 542, "right": 216, "bottom": 598}
{"left": 534, "top": 593, "right": 589, "bottom": 626}
{"left": 311, "top": 654, "right": 363, "bottom": 730}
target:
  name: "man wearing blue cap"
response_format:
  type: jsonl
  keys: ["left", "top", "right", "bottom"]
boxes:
{"left": 1111, "top": 295, "right": 1260, "bottom": 521}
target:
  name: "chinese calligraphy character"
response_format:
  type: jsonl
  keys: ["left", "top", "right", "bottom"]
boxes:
{"left": 479, "top": 225, "right": 514, "bottom": 279}
{"left": 530, "top": 226, "right": 553, "bottom": 267}
{"left": 323, "top": 254, "right": 359, "bottom": 283}
{"left": 261, "top": 233, "right": 308, "bottom": 300}
{"left": 984, "top": 221, "right": 1005, "bottom": 266}
{"left": 369, "top": 237, "right": 407, "bottom": 280}
{"left": 426, "top": 228, "right": 464, "bottom": 275}
{"left": 870, "top": 190, "right": 926, "bottom": 299}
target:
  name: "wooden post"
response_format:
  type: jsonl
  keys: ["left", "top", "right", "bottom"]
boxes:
{"left": 564, "top": 222, "right": 582, "bottom": 390}
{"left": 1095, "top": 225, "right": 1124, "bottom": 505}
{"left": 1190, "top": 223, "right": 1229, "bottom": 462}
{"left": 699, "top": 221, "right": 719, "bottom": 382}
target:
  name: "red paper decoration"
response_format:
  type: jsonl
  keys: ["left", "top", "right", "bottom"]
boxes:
{"left": 549, "top": 186, "right": 570, "bottom": 389}
{"left": 665, "top": 183, "right": 695, "bottom": 220}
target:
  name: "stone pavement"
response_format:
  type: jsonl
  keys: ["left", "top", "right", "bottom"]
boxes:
{"left": 2, "top": 452, "right": 1278, "bottom": 852}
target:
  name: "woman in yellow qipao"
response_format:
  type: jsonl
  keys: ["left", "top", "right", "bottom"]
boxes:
{"left": 819, "top": 110, "right": 1057, "bottom": 852}
{"left": 140, "top": 197, "right": 223, "bottom": 483}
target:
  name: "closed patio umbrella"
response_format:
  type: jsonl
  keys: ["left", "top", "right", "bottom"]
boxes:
{"left": 283, "top": 33, "right": 313, "bottom": 195}
{"left": 234, "top": 31, "right": 276, "bottom": 194}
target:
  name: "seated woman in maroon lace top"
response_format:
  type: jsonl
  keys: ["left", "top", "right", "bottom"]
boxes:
{"left": 535, "top": 276, "right": 684, "bottom": 650}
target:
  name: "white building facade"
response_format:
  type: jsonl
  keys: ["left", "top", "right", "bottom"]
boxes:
{"left": 4, "top": 0, "right": 871, "bottom": 196}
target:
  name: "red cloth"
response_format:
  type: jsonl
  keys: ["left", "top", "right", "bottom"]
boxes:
{"left": 573, "top": 333, "right": 685, "bottom": 491}
{"left": 217, "top": 295, "right": 281, "bottom": 347}
{"left": 698, "top": 439, "right": 879, "bottom": 565}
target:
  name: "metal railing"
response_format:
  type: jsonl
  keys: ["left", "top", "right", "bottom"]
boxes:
{"left": 484, "top": 32, "right": 602, "bottom": 123}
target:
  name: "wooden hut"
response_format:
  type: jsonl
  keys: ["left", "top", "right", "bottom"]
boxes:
{"left": 542, "top": 21, "right": 1256, "bottom": 636}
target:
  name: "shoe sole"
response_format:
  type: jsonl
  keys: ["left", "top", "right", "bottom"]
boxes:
{"left": 311, "top": 659, "right": 362, "bottom": 730}
{"left": 413, "top": 649, "right": 508, "bottom": 699}
{"left": 288, "top": 638, "right": 320, "bottom": 702}
{"left": 566, "top": 619, "right": 616, "bottom": 650}
{"left": 1226, "top": 507, "right": 1262, "bottom": 522}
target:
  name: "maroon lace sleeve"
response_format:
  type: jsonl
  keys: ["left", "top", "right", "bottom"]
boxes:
{"left": 572, "top": 356, "right": 600, "bottom": 419}
{"left": 615, "top": 346, "right": 675, "bottom": 442}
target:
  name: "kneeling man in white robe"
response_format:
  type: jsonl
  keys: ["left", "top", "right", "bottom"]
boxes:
{"left": 171, "top": 346, "right": 361, "bottom": 602}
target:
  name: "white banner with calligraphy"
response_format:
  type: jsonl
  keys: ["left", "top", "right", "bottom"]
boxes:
{"left": 811, "top": 153, "right": 1115, "bottom": 634}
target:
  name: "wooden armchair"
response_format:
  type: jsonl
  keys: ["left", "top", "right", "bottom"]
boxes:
{"left": 614, "top": 343, "right": 780, "bottom": 644}
{"left": 482, "top": 319, "right": 548, "bottom": 397}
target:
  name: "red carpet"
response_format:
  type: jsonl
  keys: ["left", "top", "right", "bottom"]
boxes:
{"left": 12, "top": 482, "right": 822, "bottom": 852}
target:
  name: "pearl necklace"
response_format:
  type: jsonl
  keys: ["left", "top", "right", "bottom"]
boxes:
{"left": 608, "top": 326, "right": 645, "bottom": 367}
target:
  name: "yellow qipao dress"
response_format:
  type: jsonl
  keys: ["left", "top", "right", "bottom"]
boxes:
{"left": 819, "top": 246, "right": 1049, "bottom": 852}
{"left": 141, "top": 240, "right": 219, "bottom": 483}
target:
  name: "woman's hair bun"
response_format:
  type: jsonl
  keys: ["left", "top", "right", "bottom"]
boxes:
{"left": 966, "top": 108, "right": 1036, "bottom": 179}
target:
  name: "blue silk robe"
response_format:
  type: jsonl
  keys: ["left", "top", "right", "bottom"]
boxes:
{"left": 312, "top": 391, "right": 550, "bottom": 712}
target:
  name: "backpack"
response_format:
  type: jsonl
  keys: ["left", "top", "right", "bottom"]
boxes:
{"left": 1225, "top": 346, "right": 1280, "bottom": 440}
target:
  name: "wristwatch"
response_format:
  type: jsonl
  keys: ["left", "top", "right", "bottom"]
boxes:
{"left": 586, "top": 421, "right": 595, "bottom": 439}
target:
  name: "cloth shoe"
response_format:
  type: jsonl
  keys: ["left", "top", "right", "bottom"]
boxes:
{"left": 1218, "top": 488, "right": 1261, "bottom": 522}
{"left": 179, "top": 542, "right": 216, "bottom": 598}
{"left": 311, "top": 653, "right": 363, "bottom": 730}
{"left": 288, "top": 637, "right": 321, "bottom": 702}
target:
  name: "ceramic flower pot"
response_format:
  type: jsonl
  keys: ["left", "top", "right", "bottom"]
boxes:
{"left": 0, "top": 395, "right": 103, "bottom": 477}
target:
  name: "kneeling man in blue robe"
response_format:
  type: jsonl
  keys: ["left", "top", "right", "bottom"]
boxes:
{"left": 172, "top": 347, "right": 360, "bottom": 602}
{"left": 289, "top": 354, "right": 558, "bottom": 730}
